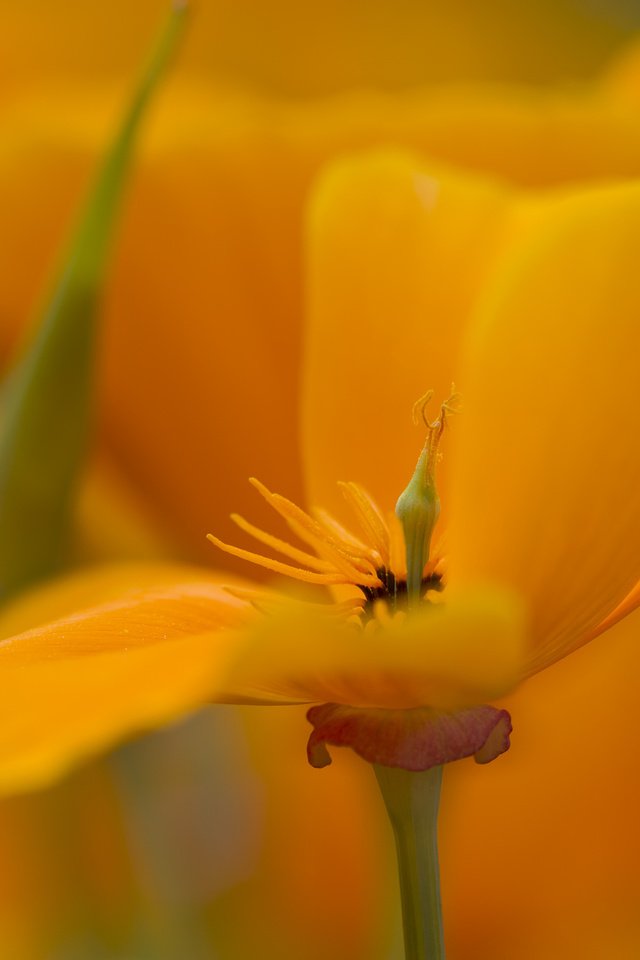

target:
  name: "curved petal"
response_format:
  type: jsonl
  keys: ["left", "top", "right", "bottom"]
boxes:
{"left": 0, "top": 571, "right": 250, "bottom": 793}
{"left": 303, "top": 149, "right": 510, "bottom": 520}
{"left": 0, "top": 561, "right": 241, "bottom": 637}
{"left": 220, "top": 585, "right": 525, "bottom": 710}
{"left": 449, "top": 181, "right": 640, "bottom": 674}
{"left": 444, "top": 609, "right": 640, "bottom": 958}
{"left": 584, "top": 577, "right": 640, "bottom": 645}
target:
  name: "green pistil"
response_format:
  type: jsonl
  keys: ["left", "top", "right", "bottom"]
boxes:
{"left": 395, "top": 442, "right": 440, "bottom": 605}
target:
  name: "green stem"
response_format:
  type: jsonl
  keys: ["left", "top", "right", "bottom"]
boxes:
{"left": 374, "top": 764, "right": 445, "bottom": 960}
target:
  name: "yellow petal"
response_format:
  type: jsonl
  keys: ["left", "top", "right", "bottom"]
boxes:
{"left": 220, "top": 586, "right": 525, "bottom": 710}
{"left": 449, "top": 181, "right": 640, "bottom": 675}
{"left": 584, "top": 577, "right": 640, "bottom": 645}
{"left": 444, "top": 609, "right": 640, "bottom": 958}
{"left": 303, "top": 149, "right": 510, "bottom": 520}
{"left": 0, "top": 561, "right": 239, "bottom": 637}
{"left": 0, "top": 570, "right": 249, "bottom": 793}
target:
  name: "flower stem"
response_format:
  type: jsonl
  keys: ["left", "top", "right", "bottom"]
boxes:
{"left": 374, "top": 764, "right": 445, "bottom": 960}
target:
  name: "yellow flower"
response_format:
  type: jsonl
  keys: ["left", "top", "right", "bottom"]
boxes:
{"left": 0, "top": 147, "right": 638, "bottom": 795}
{"left": 3, "top": 31, "right": 640, "bottom": 957}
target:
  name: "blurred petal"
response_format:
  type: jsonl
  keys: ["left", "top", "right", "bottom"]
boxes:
{"left": 0, "top": 562, "right": 236, "bottom": 637}
{"left": 72, "top": 451, "right": 180, "bottom": 563}
{"left": 228, "top": 707, "right": 382, "bottom": 960}
{"left": 443, "top": 609, "right": 640, "bottom": 959}
{"left": 221, "top": 586, "right": 525, "bottom": 709}
{"left": 0, "top": 571, "right": 249, "bottom": 793}
{"left": 449, "top": 182, "right": 640, "bottom": 674}
{"left": 385, "top": 86, "right": 640, "bottom": 186}
{"left": 303, "top": 149, "right": 510, "bottom": 521}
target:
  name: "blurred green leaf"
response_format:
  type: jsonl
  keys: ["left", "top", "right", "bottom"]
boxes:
{"left": 0, "top": 3, "right": 188, "bottom": 601}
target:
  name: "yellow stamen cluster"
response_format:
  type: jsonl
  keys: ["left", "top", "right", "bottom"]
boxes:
{"left": 208, "top": 390, "right": 455, "bottom": 623}
{"left": 208, "top": 477, "right": 390, "bottom": 589}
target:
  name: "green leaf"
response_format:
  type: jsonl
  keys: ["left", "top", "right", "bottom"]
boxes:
{"left": 0, "top": 3, "right": 188, "bottom": 601}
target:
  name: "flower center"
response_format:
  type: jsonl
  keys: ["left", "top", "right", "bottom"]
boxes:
{"left": 207, "top": 389, "right": 458, "bottom": 628}
{"left": 359, "top": 567, "right": 444, "bottom": 622}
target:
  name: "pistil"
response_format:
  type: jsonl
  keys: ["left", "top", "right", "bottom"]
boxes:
{"left": 395, "top": 390, "right": 458, "bottom": 605}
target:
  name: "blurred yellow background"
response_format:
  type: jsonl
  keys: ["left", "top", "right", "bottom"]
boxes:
{"left": 1, "top": 2, "right": 640, "bottom": 959}
{"left": 2, "top": 0, "right": 640, "bottom": 95}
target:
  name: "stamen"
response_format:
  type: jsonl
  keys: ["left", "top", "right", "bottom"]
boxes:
{"left": 206, "top": 534, "right": 350, "bottom": 585}
{"left": 230, "top": 513, "right": 333, "bottom": 572}
{"left": 338, "top": 482, "right": 390, "bottom": 569}
{"left": 311, "top": 507, "right": 379, "bottom": 561}
{"left": 285, "top": 515, "right": 380, "bottom": 585}
{"left": 249, "top": 478, "right": 381, "bottom": 585}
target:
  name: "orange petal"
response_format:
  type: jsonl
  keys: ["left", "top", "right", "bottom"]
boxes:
{"left": 0, "top": 561, "right": 242, "bottom": 637}
{"left": 303, "top": 149, "right": 510, "bottom": 520}
{"left": 443, "top": 609, "right": 640, "bottom": 958}
{"left": 0, "top": 570, "right": 250, "bottom": 793}
{"left": 449, "top": 181, "right": 640, "bottom": 675}
{"left": 220, "top": 585, "right": 525, "bottom": 710}
{"left": 584, "top": 577, "right": 640, "bottom": 645}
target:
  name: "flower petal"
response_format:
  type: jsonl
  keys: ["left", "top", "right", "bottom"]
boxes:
{"left": 219, "top": 586, "right": 525, "bottom": 709}
{"left": 0, "top": 570, "right": 250, "bottom": 793}
{"left": 443, "top": 609, "right": 640, "bottom": 958}
{"left": 0, "top": 562, "right": 240, "bottom": 637}
{"left": 303, "top": 149, "right": 510, "bottom": 517}
{"left": 449, "top": 181, "right": 640, "bottom": 674}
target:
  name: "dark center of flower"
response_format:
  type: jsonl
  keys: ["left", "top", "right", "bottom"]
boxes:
{"left": 359, "top": 568, "right": 444, "bottom": 620}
